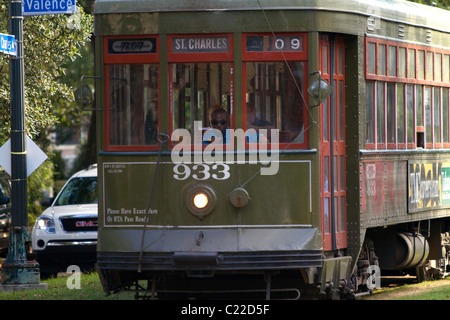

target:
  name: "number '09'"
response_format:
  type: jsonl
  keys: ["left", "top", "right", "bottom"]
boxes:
{"left": 274, "top": 37, "right": 301, "bottom": 50}
{"left": 173, "top": 163, "right": 230, "bottom": 180}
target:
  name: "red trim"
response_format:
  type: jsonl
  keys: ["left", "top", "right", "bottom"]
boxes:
{"left": 168, "top": 34, "right": 233, "bottom": 62}
{"left": 320, "top": 35, "right": 347, "bottom": 251}
{"left": 242, "top": 32, "right": 308, "bottom": 61}
{"left": 168, "top": 63, "right": 235, "bottom": 151}
{"left": 241, "top": 33, "right": 309, "bottom": 150}
{"left": 167, "top": 34, "right": 234, "bottom": 151}
{"left": 104, "top": 56, "right": 161, "bottom": 152}
{"left": 365, "top": 37, "right": 450, "bottom": 87}
{"left": 104, "top": 35, "right": 160, "bottom": 64}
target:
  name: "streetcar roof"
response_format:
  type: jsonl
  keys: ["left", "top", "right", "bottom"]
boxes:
{"left": 94, "top": 0, "right": 450, "bottom": 32}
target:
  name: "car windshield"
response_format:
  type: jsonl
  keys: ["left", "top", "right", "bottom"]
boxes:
{"left": 55, "top": 177, "right": 97, "bottom": 206}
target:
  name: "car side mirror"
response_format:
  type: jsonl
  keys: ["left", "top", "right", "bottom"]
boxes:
{"left": 41, "top": 197, "right": 54, "bottom": 207}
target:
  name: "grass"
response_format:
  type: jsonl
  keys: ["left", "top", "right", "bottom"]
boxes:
{"left": 362, "top": 277, "right": 450, "bottom": 300}
{"left": 1, "top": 272, "right": 449, "bottom": 300}
{"left": 0, "top": 272, "right": 135, "bottom": 300}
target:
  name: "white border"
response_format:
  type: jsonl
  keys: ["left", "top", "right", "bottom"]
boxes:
{"left": 102, "top": 160, "right": 312, "bottom": 228}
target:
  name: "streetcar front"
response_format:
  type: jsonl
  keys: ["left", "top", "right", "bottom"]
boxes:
{"left": 94, "top": 0, "right": 339, "bottom": 298}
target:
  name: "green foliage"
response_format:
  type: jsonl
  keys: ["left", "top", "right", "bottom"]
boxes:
{"left": 0, "top": 4, "right": 93, "bottom": 224}
{"left": 408, "top": 0, "right": 450, "bottom": 10}
{"left": 0, "top": 5, "right": 93, "bottom": 141}
{"left": 27, "top": 160, "right": 54, "bottom": 227}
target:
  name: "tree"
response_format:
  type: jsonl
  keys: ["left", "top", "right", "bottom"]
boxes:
{"left": 0, "top": 3, "right": 93, "bottom": 224}
{"left": 0, "top": 4, "right": 93, "bottom": 142}
{"left": 408, "top": 0, "right": 450, "bottom": 10}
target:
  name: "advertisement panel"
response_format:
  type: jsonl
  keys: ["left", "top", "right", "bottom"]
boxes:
{"left": 408, "top": 161, "right": 450, "bottom": 212}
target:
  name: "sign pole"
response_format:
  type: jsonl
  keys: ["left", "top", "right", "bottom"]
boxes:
{"left": 1, "top": 0, "right": 41, "bottom": 285}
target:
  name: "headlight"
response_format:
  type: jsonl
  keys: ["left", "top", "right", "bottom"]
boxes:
{"left": 193, "top": 193, "right": 209, "bottom": 209}
{"left": 185, "top": 184, "right": 217, "bottom": 219}
{"left": 35, "top": 216, "right": 56, "bottom": 234}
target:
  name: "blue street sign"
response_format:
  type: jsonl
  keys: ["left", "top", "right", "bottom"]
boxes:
{"left": 23, "top": 0, "right": 76, "bottom": 16}
{"left": 0, "top": 33, "right": 16, "bottom": 56}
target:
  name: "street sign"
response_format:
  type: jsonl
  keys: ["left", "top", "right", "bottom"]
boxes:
{"left": 23, "top": 0, "right": 76, "bottom": 16}
{"left": 0, "top": 136, "right": 48, "bottom": 177}
{"left": 0, "top": 33, "right": 16, "bottom": 56}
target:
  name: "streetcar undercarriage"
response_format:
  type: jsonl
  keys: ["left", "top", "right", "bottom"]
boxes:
{"left": 97, "top": 249, "right": 354, "bottom": 300}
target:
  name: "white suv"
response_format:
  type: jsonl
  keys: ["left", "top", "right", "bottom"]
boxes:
{"left": 32, "top": 164, "right": 97, "bottom": 276}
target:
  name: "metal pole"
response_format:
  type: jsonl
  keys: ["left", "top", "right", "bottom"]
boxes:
{"left": 1, "top": 0, "right": 40, "bottom": 285}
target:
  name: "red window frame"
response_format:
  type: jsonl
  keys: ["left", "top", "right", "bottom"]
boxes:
{"left": 242, "top": 32, "right": 309, "bottom": 149}
{"left": 104, "top": 35, "right": 161, "bottom": 152}
{"left": 168, "top": 34, "right": 233, "bottom": 62}
{"left": 167, "top": 34, "right": 234, "bottom": 150}
{"left": 443, "top": 88, "right": 450, "bottom": 149}
{"left": 365, "top": 37, "right": 450, "bottom": 86}
{"left": 365, "top": 36, "right": 450, "bottom": 150}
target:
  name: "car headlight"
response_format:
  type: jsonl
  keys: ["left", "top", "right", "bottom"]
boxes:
{"left": 35, "top": 216, "right": 56, "bottom": 234}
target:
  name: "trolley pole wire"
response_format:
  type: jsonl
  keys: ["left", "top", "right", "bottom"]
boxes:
{"left": 138, "top": 133, "right": 169, "bottom": 273}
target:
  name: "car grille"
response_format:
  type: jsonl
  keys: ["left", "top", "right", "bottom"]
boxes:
{"left": 60, "top": 216, "right": 98, "bottom": 232}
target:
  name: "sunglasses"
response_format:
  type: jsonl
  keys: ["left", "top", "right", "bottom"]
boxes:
{"left": 212, "top": 119, "right": 227, "bottom": 125}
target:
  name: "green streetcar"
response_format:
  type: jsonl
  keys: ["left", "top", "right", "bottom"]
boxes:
{"left": 90, "top": 0, "right": 450, "bottom": 299}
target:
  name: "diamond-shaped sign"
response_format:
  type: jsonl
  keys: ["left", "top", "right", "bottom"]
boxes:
{"left": 0, "top": 136, "right": 48, "bottom": 177}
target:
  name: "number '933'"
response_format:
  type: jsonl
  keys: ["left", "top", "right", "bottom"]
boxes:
{"left": 173, "top": 163, "right": 230, "bottom": 181}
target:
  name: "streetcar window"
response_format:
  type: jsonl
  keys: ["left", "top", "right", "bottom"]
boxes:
{"left": 416, "top": 85, "right": 423, "bottom": 127}
{"left": 417, "top": 50, "right": 425, "bottom": 80}
{"left": 408, "top": 49, "right": 416, "bottom": 79}
{"left": 426, "top": 52, "right": 434, "bottom": 81}
{"left": 388, "top": 45, "right": 396, "bottom": 77}
{"left": 243, "top": 33, "right": 307, "bottom": 147}
{"left": 107, "top": 64, "right": 159, "bottom": 147}
{"left": 424, "top": 86, "right": 432, "bottom": 145}
{"left": 378, "top": 44, "right": 386, "bottom": 76}
{"left": 386, "top": 83, "right": 395, "bottom": 145}
{"left": 367, "top": 42, "right": 376, "bottom": 75}
{"left": 435, "top": 53, "right": 442, "bottom": 82}
{"left": 406, "top": 85, "right": 414, "bottom": 145}
{"left": 434, "top": 87, "right": 441, "bottom": 145}
{"left": 443, "top": 89, "right": 449, "bottom": 146}
{"left": 365, "top": 82, "right": 374, "bottom": 145}
{"left": 444, "top": 55, "right": 450, "bottom": 83}
{"left": 397, "top": 83, "right": 405, "bottom": 146}
{"left": 399, "top": 47, "right": 406, "bottom": 78}
{"left": 365, "top": 37, "right": 450, "bottom": 150}
{"left": 171, "top": 62, "right": 232, "bottom": 133}
{"left": 376, "top": 82, "right": 385, "bottom": 146}
{"left": 245, "top": 61, "right": 305, "bottom": 143}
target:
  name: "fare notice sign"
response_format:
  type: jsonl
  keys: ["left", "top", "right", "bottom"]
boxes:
{"left": 23, "top": 0, "right": 76, "bottom": 16}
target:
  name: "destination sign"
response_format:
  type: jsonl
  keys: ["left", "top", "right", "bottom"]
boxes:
{"left": 108, "top": 38, "right": 157, "bottom": 54}
{"left": 246, "top": 35, "right": 304, "bottom": 52}
{"left": 0, "top": 33, "right": 16, "bottom": 56}
{"left": 23, "top": 0, "right": 76, "bottom": 16}
{"left": 171, "top": 36, "right": 229, "bottom": 53}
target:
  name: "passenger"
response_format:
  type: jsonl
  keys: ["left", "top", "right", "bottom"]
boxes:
{"left": 208, "top": 105, "right": 222, "bottom": 124}
{"left": 246, "top": 103, "right": 273, "bottom": 129}
{"left": 204, "top": 106, "right": 228, "bottom": 144}
{"left": 246, "top": 103, "right": 273, "bottom": 143}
